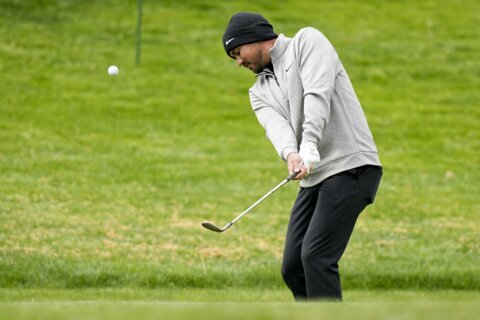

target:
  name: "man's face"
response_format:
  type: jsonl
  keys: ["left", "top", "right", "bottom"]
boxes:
{"left": 230, "top": 43, "right": 270, "bottom": 74}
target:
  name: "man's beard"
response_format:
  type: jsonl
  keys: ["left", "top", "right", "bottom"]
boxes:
{"left": 252, "top": 50, "right": 268, "bottom": 74}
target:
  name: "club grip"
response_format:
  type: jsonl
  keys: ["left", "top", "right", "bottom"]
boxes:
{"left": 287, "top": 171, "right": 299, "bottom": 181}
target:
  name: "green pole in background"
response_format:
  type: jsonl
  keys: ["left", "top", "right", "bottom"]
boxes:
{"left": 136, "top": 0, "right": 143, "bottom": 66}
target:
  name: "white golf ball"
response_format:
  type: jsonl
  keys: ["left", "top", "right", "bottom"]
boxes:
{"left": 108, "top": 65, "right": 119, "bottom": 75}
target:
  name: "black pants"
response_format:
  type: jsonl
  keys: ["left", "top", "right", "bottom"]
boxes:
{"left": 281, "top": 165, "right": 382, "bottom": 301}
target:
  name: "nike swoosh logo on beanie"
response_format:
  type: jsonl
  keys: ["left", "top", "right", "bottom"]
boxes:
{"left": 222, "top": 12, "right": 277, "bottom": 59}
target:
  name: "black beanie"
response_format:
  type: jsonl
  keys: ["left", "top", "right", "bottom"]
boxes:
{"left": 222, "top": 12, "right": 277, "bottom": 58}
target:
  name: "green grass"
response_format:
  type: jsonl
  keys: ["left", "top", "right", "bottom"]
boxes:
{"left": 0, "top": 0, "right": 479, "bottom": 317}
{"left": 1, "top": 289, "right": 479, "bottom": 320}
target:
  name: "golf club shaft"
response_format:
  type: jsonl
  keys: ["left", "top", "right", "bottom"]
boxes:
{"left": 227, "top": 171, "right": 298, "bottom": 227}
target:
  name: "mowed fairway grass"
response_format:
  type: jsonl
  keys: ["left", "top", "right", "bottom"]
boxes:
{"left": 1, "top": 289, "right": 480, "bottom": 319}
{"left": 0, "top": 0, "right": 479, "bottom": 319}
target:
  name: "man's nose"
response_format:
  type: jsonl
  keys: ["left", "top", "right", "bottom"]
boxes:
{"left": 236, "top": 57, "right": 243, "bottom": 66}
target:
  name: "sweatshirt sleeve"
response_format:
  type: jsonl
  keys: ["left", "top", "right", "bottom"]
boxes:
{"left": 295, "top": 27, "right": 339, "bottom": 146}
{"left": 249, "top": 90, "right": 298, "bottom": 161}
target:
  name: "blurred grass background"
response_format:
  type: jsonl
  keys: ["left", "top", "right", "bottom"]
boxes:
{"left": 0, "top": 0, "right": 479, "bottom": 293}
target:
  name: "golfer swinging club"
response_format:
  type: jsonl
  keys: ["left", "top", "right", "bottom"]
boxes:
{"left": 222, "top": 13, "right": 383, "bottom": 300}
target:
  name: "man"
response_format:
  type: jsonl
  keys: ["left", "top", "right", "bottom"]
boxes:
{"left": 222, "top": 12, "right": 382, "bottom": 301}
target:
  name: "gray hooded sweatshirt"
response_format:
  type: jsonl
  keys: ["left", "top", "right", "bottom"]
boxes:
{"left": 249, "top": 27, "right": 381, "bottom": 188}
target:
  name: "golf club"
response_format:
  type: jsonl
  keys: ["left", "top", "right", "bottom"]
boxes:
{"left": 202, "top": 171, "right": 299, "bottom": 233}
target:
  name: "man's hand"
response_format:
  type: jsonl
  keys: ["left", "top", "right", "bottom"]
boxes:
{"left": 299, "top": 141, "right": 321, "bottom": 177}
{"left": 287, "top": 152, "right": 308, "bottom": 180}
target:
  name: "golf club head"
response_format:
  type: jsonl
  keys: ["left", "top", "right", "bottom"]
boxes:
{"left": 202, "top": 221, "right": 224, "bottom": 232}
